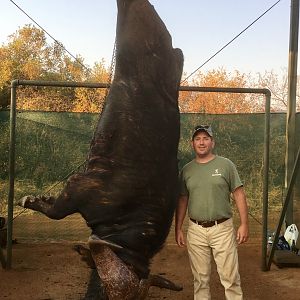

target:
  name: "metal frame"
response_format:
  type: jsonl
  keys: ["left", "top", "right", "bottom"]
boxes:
{"left": 4, "top": 80, "right": 271, "bottom": 270}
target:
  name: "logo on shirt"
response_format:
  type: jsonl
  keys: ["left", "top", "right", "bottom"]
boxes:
{"left": 212, "top": 169, "right": 222, "bottom": 176}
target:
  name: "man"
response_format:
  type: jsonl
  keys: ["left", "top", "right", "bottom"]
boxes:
{"left": 175, "top": 125, "right": 249, "bottom": 300}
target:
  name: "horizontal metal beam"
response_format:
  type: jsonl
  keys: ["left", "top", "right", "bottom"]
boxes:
{"left": 179, "top": 86, "right": 271, "bottom": 96}
{"left": 12, "top": 79, "right": 110, "bottom": 89}
{"left": 12, "top": 80, "right": 271, "bottom": 96}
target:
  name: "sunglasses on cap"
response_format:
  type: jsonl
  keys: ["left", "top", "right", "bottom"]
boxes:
{"left": 194, "top": 125, "right": 211, "bottom": 130}
{"left": 192, "top": 125, "right": 213, "bottom": 138}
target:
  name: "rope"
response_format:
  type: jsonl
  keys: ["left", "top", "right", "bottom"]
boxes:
{"left": 106, "top": 38, "right": 117, "bottom": 98}
{"left": 9, "top": 0, "right": 92, "bottom": 76}
{"left": 248, "top": 211, "right": 262, "bottom": 226}
{"left": 12, "top": 159, "right": 88, "bottom": 220}
{"left": 181, "top": 0, "right": 282, "bottom": 84}
{"left": 89, "top": 35, "right": 117, "bottom": 143}
{"left": 43, "top": 160, "right": 88, "bottom": 194}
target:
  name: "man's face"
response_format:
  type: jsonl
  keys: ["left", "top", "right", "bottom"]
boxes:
{"left": 192, "top": 131, "right": 214, "bottom": 157}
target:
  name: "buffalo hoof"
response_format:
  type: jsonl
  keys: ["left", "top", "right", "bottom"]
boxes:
{"left": 18, "top": 195, "right": 35, "bottom": 207}
{"left": 149, "top": 274, "right": 183, "bottom": 291}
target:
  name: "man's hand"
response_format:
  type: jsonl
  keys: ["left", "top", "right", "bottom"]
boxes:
{"left": 233, "top": 186, "right": 249, "bottom": 245}
{"left": 236, "top": 223, "right": 249, "bottom": 244}
{"left": 175, "top": 195, "right": 188, "bottom": 247}
{"left": 176, "top": 229, "right": 186, "bottom": 247}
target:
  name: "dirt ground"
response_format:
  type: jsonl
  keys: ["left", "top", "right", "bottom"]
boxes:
{"left": 1, "top": 236, "right": 300, "bottom": 300}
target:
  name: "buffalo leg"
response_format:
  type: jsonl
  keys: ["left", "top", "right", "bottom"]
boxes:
{"left": 18, "top": 194, "right": 77, "bottom": 219}
{"left": 74, "top": 241, "right": 183, "bottom": 295}
{"left": 88, "top": 235, "right": 141, "bottom": 300}
{"left": 87, "top": 235, "right": 182, "bottom": 299}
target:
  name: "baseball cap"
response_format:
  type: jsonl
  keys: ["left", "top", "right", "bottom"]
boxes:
{"left": 192, "top": 125, "right": 213, "bottom": 139}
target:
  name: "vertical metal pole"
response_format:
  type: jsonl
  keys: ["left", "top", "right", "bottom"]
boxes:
{"left": 6, "top": 80, "right": 18, "bottom": 269}
{"left": 262, "top": 92, "right": 271, "bottom": 271}
{"left": 285, "top": 0, "right": 299, "bottom": 225}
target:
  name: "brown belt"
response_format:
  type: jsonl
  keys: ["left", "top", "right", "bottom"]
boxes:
{"left": 190, "top": 217, "right": 229, "bottom": 228}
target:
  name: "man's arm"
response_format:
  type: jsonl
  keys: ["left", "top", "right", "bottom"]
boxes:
{"left": 175, "top": 195, "right": 188, "bottom": 247}
{"left": 232, "top": 186, "right": 249, "bottom": 244}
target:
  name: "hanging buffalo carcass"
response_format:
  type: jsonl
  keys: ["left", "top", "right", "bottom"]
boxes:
{"left": 19, "top": 0, "right": 184, "bottom": 298}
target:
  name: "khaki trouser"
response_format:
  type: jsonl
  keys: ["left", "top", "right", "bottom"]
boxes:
{"left": 187, "top": 218, "right": 243, "bottom": 300}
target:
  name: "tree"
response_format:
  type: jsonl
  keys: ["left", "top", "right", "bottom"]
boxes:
{"left": 0, "top": 25, "right": 63, "bottom": 109}
{"left": 257, "top": 69, "right": 300, "bottom": 112}
{"left": 73, "top": 60, "right": 111, "bottom": 113}
{"left": 179, "top": 68, "right": 263, "bottom": 113}
{"left": 0, "top": 24, "right": 110, "bottom": 112}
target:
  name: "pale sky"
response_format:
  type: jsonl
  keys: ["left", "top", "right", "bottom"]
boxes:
{"left": 0, "top": 0, "right": 293, "bottom": 78}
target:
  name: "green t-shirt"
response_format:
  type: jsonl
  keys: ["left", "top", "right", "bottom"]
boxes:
{"left": 179, "top": 155, "right": 243, "bottom": 221}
